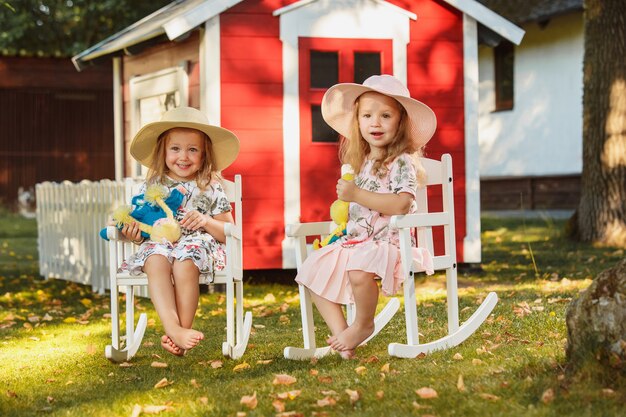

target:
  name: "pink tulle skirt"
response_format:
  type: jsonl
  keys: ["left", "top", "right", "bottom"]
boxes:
{"left": 295, "top": 241, "right": 434, "bottom": 305}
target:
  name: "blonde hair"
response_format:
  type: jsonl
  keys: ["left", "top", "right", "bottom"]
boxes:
{"left": 339, "top": 95, "right": 426, "bottom": 185}
{"left": 145, "top": 127, "right": 220, "bottom": 190}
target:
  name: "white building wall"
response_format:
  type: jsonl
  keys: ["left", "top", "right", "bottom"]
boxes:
{"left": 478, "top": 12, "right": 584, "bottom": 178}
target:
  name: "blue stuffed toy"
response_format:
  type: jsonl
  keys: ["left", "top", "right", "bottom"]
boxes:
{"left": 100, "top": 187, "right": 185, "bottom": 242}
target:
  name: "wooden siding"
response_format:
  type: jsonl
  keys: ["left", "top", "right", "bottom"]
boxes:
{"left": 221, "top": 1, "right": 287, "bottom": 269}
{"left": 122, "top": 31, "right": 201, "bottom": 176}
{"left": 391, "top": 0, "right": 467, "bottom": 259}
{"left": 481, "top": 175, "right": 581, "bottom": 210}
{"left": 0, "top": 57, "right": 114, "bottom": 205}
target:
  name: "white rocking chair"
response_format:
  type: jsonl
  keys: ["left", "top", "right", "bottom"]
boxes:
{"left": 387, "top": 154, "right": 498, "bottom": 358}
{"left": 104, "top": 174, "right": 252, "bottom": 362}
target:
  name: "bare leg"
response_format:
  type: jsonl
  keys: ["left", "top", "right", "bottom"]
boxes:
{"left": 144, "top": 255, "right": 202, "bottom": 354}
{"left": 309, "top": 292, "right": 354, "bottom": 359}
{"left": 329, "top": 270, "right": 378, "bottom": 352}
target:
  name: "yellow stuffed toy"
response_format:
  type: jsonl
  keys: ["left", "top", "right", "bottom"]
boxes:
{"left": 110, "top": 185, "right": 182, "bottom": 244}
{"left": 313, "top": 164, "right": 354, "bottom": 249}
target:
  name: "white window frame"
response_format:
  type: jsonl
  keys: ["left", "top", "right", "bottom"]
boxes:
{"left": 129, "top": 65, "right": 189, "bottom": 177}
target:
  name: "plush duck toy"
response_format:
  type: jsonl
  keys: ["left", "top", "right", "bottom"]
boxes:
{"left": 313, "top": 164, "right": 354, "bottom": 250}
{"left": 100, "top": 185, "right": 184, "bottom": 244}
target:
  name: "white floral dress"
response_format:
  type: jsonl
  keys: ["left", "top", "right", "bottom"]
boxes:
{"left": 120, "top": 176, "right": 231, "bottom": 283}
{"left": 296, "top": 154, "right": 434, "bottom": 304}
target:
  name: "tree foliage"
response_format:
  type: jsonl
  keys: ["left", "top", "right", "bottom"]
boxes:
{"left": 0, "top": 0, "right": 172, "bottom": 57}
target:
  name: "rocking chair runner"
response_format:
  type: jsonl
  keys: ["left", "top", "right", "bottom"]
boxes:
{"left": 104, "top": 175, "right": 252, "bottom": 362}
{"left": 284, "top": 154, "right": 497, "bottom": 360}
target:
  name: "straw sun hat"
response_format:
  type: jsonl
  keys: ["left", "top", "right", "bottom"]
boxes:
{"left": 130, "top": 106, "right": 240, "bottom": 171}
{"left": 321, "top": 74, "right": 437, "bottom": 148}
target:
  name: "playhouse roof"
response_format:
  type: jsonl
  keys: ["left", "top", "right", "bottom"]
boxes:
{"left": 73, "top": 0, "right": 524, "bottom": 71}
{"left": 476, "top": 0, "right": 583, "bottom": 25}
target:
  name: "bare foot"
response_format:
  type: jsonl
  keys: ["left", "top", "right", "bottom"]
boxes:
{"left": 161, "top": 335, "right": 185, "bottom": 356}
{"left": 328, "top": 322, "right": 374, "bottom": 351}
{"left": 168, "top": 328, "right": 204, "bottom": 351}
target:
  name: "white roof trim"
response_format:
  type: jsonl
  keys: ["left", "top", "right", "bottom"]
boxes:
{"left": 274, "top": 0, "right": 416, "bottom": 20}
{"left": 441, "top": 0, "right": 524, "bottom": 44}
{"left": 164, "top": 0, "right": 243, "bottom": 40}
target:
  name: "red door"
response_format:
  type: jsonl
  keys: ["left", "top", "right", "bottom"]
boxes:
{"left": 298, "top": 37, "right": 393, "bottom": 223}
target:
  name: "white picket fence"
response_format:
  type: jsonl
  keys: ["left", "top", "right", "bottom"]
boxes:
{"left": 36, "top": 179, "right": 133, "bottom": 293}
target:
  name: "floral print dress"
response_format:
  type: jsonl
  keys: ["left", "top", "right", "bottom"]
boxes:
{"left": 295, "top": 154, "right": 434, "bottom": 304}
{"left": 120, "top": 176, "right": 231, "bottom": 283}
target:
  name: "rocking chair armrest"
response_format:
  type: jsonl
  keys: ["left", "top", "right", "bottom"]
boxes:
{"left": 390, "top": 212, "right": 452, "bottom": 229}
{"left": 224, "top": 222, "right": 242, "bottom": 240}
{"left": 106, "top": 225, "right": 123, "bottom": 241}
{"left": 286, "top": 221, "right": 334, "bottom": 238}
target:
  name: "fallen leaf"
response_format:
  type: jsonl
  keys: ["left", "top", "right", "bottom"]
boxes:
{"left": 317, "top": 375, "right": 332, "bottom": 384}
{"left": 264, "top": 293, "right": 276, "bottom": 303}
{"left": 190, "top": 379, "right": 200, "bottom": 388}
{"left": 210, "top": 360, "right": 223, "bottom": 369}
{"left": 540, "top": 388, "right": 554, "bottom": 404}
{"left": 272, "top": 399, "right": 285, "bottom": 412}
{"left": 233, "top": 362, "right": 250, "bottom": 372}
{"left": 198, "top": 397, "right": 208, "bottom": 405}
{"left": 415, "top": 387, "right": 438, "bottom": 399}
{"left": 276, "top": 390, "right": 302, "bottom": 400}
{"left": 315, "top": 396, "right": 336, "bottom": 407}
{"left": 6, "top": 390, "right": 17, "bottom": 398}
{"left": 354, "top": 366, "right": 367, "bottom": 375}
{"left": 309, "top": 369, "right": 319, "bottom": 376}
{"left": 119, "top": 362, "right": 132, "bottom": 368}
{"left": 151, "top": 361, "right": 168, "bottom": 368}
{"left": 362, "top": 355, "right": 379, "bottom": 363}
{"left": 153, "top": 378, "right": 172, "bottom": 389}
{"left": 376, "top": 390, "right": 384, "bottom": 399}
{"left": 380, "top": 363, "right": 390, "bottom": 373}
{"left": 256, "top": 359, "right": 273, "bottom": 365}
{"left": 240, "top": 391, "right": 257, "bottom": 409}
{"left": 457, "top": 375, "right": 466, "bottom": 392}
{"left": 345, "top": 389, "right": 359, "bottom": 404}
{"left": 472, "top": 359, "right": 483, "bottom": 366}
{"left": 479, "top": 393, "right": 500, "bottom": 401}
{"left": 273, "top": 374, "right": 297, "bottom": 385}
{"left": 142, "top": 405, "right": 174, "bottom": 414}
{"left": 453, "top": 353, "right": 463, "bottom": 361}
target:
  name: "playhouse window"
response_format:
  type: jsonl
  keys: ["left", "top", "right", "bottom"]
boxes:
{"left": 494, "top": 41, "right": 514, "bottom": 111}
{"left": 310, "top": 51, "right": 338, "bottom": 88}
{"left": 354, "top": 52, "right": 381, "bottom": 84}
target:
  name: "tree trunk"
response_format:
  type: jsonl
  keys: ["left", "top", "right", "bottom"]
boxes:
{"left": 569, "top": 0, "right": 626, "bottom": 247}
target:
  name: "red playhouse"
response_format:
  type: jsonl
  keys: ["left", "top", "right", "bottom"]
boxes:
{"left": 73, "top": 0, "right": 523, "bottom": 270}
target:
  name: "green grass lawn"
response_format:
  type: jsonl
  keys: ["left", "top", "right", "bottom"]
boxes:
{"left": 1, "top": 210, "right": 625, "bottom": 416}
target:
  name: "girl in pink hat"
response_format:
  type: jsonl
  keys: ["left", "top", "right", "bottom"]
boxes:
{"left": 296, "top": 75, "right": 436, "bottom": 358}
{"left": 119, "top": 106, "right": 240, "bottom": 356}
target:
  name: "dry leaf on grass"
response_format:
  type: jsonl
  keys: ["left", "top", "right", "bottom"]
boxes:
{"left": 354, "top": 366, "right": 367, "bottom": 375}
{"left": 453, "top": 353, "right": 463, "bottom": 361}
{"left": 315, "top": 396, "right": 337, "bottom": 407}
{"left": 276, "top": 390, "right": 301, "bottom": 400}
{"left": 153, "top": 378, "right": 172, "bottom": 389}
{"left": 540, "top": 388, "right": 554, "bottom": 404}
{"left": 457, "top": 374, "right": 466, "bottom": 392}
{"left": 273, "top": 374, "right": 297, "bottom": 385}
{"left": 240, "top": 391, "right": 257, "bottom": 409}
{"left": 415, "top": 387, "right": 438, "bottom": 399}
{"left": 345, "top": 389, "right": 360, "bottom": 404}
{"left": 210, "top": 360, "right": 223, "bottom": 369}
{"left": 86, "top": 344, "right": 97, "bottom": 355}
{"left": 380, "top": 363, "right": 390, "bottom": 373}
{"left": 151, "top": 362, "right": 168, "bottom": 368}
{"left": 130, "top": 404, "right": 173, "bottom": 417}
{"left": 479, "top": 393, "right": 500, "bottom": 401}
{"left": 376, "top": 390, "right": 384, "bottom": 399}
{"left": 256, "top": 359, "right": 273, "bottom": 365}
{"left": 233, "top": 362, "right": 250, "bottom": 372}
{"left": 190, "top": 379, "right": 200, "bottom": 388}
{"left": 272, "top": 399, "right": 285, "bottom": 412}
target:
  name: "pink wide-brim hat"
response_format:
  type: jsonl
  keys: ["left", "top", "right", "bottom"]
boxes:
{"left": 130, "top": 106, "right": 240, "bottom": 171}
{"left": 321, "top": 74, "right": 437, "bottom": 148}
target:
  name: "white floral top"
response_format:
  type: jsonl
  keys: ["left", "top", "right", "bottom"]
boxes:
{"left": 120, "top": 176, "right": 231, "bottom": 281}
{"left": 341, "top": 154, "right": 418, "bottom": 247}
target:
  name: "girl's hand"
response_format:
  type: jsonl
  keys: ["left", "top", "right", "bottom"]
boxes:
{"left": 337, "top": 178, "right": 359, "bottom": 202}
{"left": 180, "top": 210, "right": 208, "bottom": 232}
{"left": 121, "top": 222, "right": 143, "bottom": 244}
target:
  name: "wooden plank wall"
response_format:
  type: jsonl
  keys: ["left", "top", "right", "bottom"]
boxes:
{"left": 0, "top": 57, "right": 114, "bottom": 206}
{"left": 480, "top": 175, "right": 581, "bottom": 210}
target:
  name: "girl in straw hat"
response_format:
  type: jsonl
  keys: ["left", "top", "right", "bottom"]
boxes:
{"left": 119, "top": 106, "right": 240, "bottom": 356}
{"left": 296, "top": 75, "right": 436, "bottom": 358}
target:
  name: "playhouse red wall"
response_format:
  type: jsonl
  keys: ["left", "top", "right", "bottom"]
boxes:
{"left": 221, "top": 0, "right": 467, "bottom": 268}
